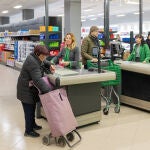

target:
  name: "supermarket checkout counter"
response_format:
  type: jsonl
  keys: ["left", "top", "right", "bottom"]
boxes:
{"left": 40, "top": 66, "right": 116, "bottom": 127}
{"left": 115, "top": 60, "right": 150, "bottom": 111}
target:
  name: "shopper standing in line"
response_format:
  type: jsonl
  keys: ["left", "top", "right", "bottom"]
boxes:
{"left": 127, "top": 34, "right": 150, "bottom": 63}
{"left": 17, "top": 45, "right": 55, "bottom": 138}
{"left": 115, "top": 34, "right": 121, "bottom": 42}
{"left": 51, "top": 33, "right": 80, "bottom": 69}
{"left": 81, "top": 26, "right": 102, "bottom": 69}
{"left": 146, "top": 32, "right": 150, "bottom": 49}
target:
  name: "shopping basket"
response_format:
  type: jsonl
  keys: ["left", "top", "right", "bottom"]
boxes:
{"left": 87, "top": 59, "right": 121, "bottom": 115}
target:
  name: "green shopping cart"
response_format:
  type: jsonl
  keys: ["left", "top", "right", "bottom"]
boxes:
{"left": 87, "top": 59, "right": 121, "bottom": 115}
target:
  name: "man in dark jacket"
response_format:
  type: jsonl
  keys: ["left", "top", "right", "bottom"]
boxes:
{"left": 81, "top": 26, "right": 101, "bottom": 69}
{"left": 17, "top": 45, "right": 55, "bottom": 138}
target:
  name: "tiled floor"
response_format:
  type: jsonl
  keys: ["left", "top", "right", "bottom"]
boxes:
{"left": 0, "top": 64, "right": 150, "bottom": 150}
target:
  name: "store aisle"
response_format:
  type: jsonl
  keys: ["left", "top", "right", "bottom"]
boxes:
{"left": 0, "top": 64, "right": 150, "bottom": 150}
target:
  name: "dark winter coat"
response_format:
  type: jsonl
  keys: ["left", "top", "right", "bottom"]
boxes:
{"left": 17, "top": 52, "right": 52, "bottom": 104}
{"left": 81, "top": 35, "right": 100, "bottom": 65}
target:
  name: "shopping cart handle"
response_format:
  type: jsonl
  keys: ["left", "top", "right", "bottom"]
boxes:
{"left": 101, "top": 56, "right": 111, "bottom": 60}
{"left": 88, "top": 68, "right": 98, "bottom": 72}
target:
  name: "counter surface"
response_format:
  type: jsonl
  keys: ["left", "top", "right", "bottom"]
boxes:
{"left": 114, "top": 60, "right": 150, "bottom": 75}
{"left": 114, "top": 60, "right": 150, "bottom": 111}
{"left": 47, "top": 66, "right": 116, "bottom": 86}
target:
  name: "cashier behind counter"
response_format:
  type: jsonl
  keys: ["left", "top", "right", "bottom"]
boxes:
{"left": 127, "top": 34, "right": 150, "bottom": 63}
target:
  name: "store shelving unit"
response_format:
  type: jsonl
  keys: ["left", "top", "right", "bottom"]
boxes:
{"left": 99, "top": 31, "right": 117, "bottom": 41}
{"left": 0, "top": 32, "right": 40, "bottom": 67}
{"left": 40, "top": 31, "right": 61, "bottom": 60}
{"left": 39, "top": 16, "right": 62, "bottom": 60}
{"left": 0, "top": 16, "right": 62, "bottom": 68}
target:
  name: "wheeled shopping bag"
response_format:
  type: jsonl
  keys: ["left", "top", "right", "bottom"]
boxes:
{"left": 39, "top": 77, "right": 81, "bottom": 147}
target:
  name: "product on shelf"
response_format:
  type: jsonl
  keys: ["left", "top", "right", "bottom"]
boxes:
{"left": 28, "top": 30, "right": 40, "bottom": 35}
{"left": 49, "top": 50, "right": 59, "bottom": 56}
{"left": 14, "top": 41, "right": 39, "bottom": 62}
{"left": 40, "top": 26, "right": 59, "bottom": 32}
{"left": 7, "top": 58, "right": 15, "bottom": 67}
{"left": 1, "top": 51, "right": 13, "bottom": 63}
{"left": 0, "top": 16, "right": 62, "bottom": 66}
{"left": 39, "top": 18, "right": 62, "bottom": 59}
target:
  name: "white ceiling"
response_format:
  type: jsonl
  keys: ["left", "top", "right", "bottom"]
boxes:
{"left": 0, "top": 0, "right": 150, "bottom": 24}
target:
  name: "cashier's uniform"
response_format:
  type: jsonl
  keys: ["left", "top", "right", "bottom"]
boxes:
{"left": 127, "top": 43, "right": 150, "bottom": 63}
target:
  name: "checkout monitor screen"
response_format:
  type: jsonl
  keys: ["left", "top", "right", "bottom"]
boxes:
{"left": 92, "top": 47, "right": 99, "bottom": 57}
{"left": 110, "top": 42, "right": 122, "bottom": 56}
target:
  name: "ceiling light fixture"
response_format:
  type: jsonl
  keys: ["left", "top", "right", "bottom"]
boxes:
{"left": 133, "top": 12, "right": 139, "bottom": 15}
{"left": 88, "top": 15, "right": 95, "bottom": 17}
{"left": 133, "top": 12, "right": 144, "bottom": 15}
{"left": 126, "top": 0, "right": 139, "bottom": 5}
{"left": 116, "top": 14, "right": 125, "bottom": 17}
{"left": 82, "top": 19, "right": 86, "bottom": 22}
{"left": 90, "top": 18, "right": 97, "bottom": 20}
{"left": 2, "top": 10, "right": 8, "bottom": 14}
{"left": 14, "top": 5, "right": 23, "bottom": 9}
{"left": 57, "top": 14, "right": 64, "bottom": 17}
{"left": 98, "top": 13, "right": 103, "bottom": 16}
{"left": 84, "top": 9, "right": 93, "bottom": 12}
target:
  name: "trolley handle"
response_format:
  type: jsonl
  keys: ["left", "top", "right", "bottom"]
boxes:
{"left": 64, "top": 130, "right": 82, "bottom": 148}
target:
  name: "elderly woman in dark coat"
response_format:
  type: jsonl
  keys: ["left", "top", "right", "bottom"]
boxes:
{"left": 17, "top": 45, "right": 55, "bottom": 138}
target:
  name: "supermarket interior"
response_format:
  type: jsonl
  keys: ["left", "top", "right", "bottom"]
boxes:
{"left": 0, "top": 0, "right": 150, "bottom": 150}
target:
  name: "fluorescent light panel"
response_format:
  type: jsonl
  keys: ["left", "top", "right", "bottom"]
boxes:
{"left": 90, "top": 18, "right": 97, "bottom": 20}
{"left": 88, "top": 15, "right": 95, "bottom": 17}
{"left": 127, "top": 0, "right": 139, "bottom": 5}
{"left": 98, "top": 13, "right": 103, "bottom": 16}
{"left": 133, "top": 12, "right": 144, "bottom": 15}
{"left": 84, "top": 9, "right": 93, "bottom": 12}
{"left": 14, "top": 5, "right": 23, "bottom": 9}
{"left": 57, "top": 14, "right": 64, "bottom": 16}
{"left": 117, "top": 14, "right": 125, "bottom": 17}
{"left": 2, "top": 10, "right": 8, "bottom": 13}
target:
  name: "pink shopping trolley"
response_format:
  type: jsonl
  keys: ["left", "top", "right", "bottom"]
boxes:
{"left": 39, "top": 77, "right": 81, "bottom": 148}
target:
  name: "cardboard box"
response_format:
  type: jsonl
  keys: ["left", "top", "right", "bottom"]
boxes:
{"left": 29, "top": 30, "right": 40, "bottom": 35}
{"left": 7, "top": 58, "right": 15, "bottom": 67}
{"left": 123, "top": 51, "right": 130, "bottom": 60}
{"left": 1, "top": 51, "right": 13, "bottom": 63}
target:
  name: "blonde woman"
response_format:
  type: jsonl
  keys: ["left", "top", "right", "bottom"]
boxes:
{"left": 51, "top": 33, "right": 80, "bottom": 69}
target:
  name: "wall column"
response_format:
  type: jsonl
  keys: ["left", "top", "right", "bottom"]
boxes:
{"left": 64, "top": 0, "right": 81, "bottom": 47}
{"left": 139, "top": 0, "right": 143, "bottom": 34}
{"left": 104, "top": 0, "right": 110, "bottom": 49}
